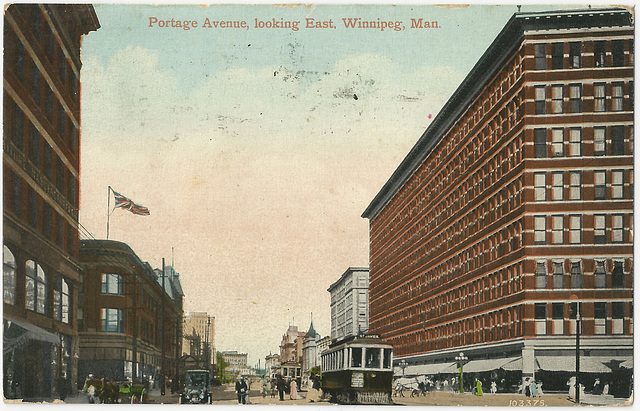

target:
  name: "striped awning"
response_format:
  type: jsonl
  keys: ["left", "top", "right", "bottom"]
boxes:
{"left": 536, "top": 356, "right": 632, "bottom": 373}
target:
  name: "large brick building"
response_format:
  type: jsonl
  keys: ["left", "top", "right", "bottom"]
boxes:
{"left": 3, "top": 4, "right": 99, "bottom": 400}
{"left": 78, "top": 240, "right": 184, "bottom": 390}
{"left": 362, "top": 8, "right": 633, "bottom": 394}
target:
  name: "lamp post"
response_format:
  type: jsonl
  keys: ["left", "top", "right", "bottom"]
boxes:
{"left": 570, "top": 295, "right": 581, "bottom": 404}
{"left": 399, "top": 360, "right": 408, "bottom": 377}
{"left": 455, "top": 352, "right": 468, "bottom": 394}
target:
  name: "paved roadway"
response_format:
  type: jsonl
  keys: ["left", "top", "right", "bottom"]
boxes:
{"left": 61, "top": 384, "right": 632, "bottom": 406}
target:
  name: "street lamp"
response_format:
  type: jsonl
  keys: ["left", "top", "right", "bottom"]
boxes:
{"left": 455, "top": 352, "right": 468, "bottom": 394}
{"left": 570, "top": 295, "right": 581, "bottom": 404}
{"left": 399, "top": 360, "right": 408, "bottom": 376}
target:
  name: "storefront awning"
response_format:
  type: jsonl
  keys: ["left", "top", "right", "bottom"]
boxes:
{"left": 407, "top": 362, "right": 457, "bottom": 375}
{"left": 3, "top": 319, "right": 60, "bottom": 354}
{"left": 536, "top": 356, "right": 633, "bottom": 373}
{"left": 463, "top": 357, "right": 521, "bottom": 373}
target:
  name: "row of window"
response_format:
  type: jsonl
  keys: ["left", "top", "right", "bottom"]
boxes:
{"left": 322, "top": 347, "right": 393, "bottom": 372}
{"left": 3, "top": 245, "right": 70, "bottom": 323}
{"left": 7, "top": 99, "right": 78, "bottom": 206}
{"left": 534, "top": 39, "right": 631, "bottom": 70}
{"left": 534, "top": 82, "right": 633, "bottom": 115}
{"left": 7, "top": 171, "right": 77, "bottom": 254}
{"left": 533, "top": 125, "right": 633, "bottom": 158}
{"left": 535, "top": 261, "right": 625, "bottom": 289}
{"left": 533, "top": 214, "right": 631, "bottom": 245}
{"left": 534, "top": 301, "right": 632, "bottom": 336}
{"left": 533, "top": 169, "right": 633, "bottom": 201}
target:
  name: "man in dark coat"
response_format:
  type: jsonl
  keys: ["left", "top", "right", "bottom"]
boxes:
{"left": 235, "top": 376, "right": 248, "bottom": 404}
{"left": 276, "top": 375, "right": 286, "bottom": 401}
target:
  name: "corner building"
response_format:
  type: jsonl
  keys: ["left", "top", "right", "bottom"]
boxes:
{"left": 3, "top": 4, "right": 99, "bottom": 400}
{"left": 362, "top": 8, "right": 633, "bottom": 393}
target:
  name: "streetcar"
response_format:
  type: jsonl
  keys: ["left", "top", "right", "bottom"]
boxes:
{"left": 320, "top": 334, "right": 394, "bottom": 404}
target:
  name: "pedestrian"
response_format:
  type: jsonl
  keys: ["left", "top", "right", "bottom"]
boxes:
{"left": 290, "top": 378, "right": 298, "bottom": 400}
{"left": 235, "top": 375, "right": 248, "bottom": 404}
{"left": 593, "top": 378, "right": 602, "bottom": 395}
{"left": 524, "top": 378, "right": 532, "bottom": 397}
{"left": 474, "top": 379, "right": 483, "bottom": 396}
{"left": 276, "top": 375, "right": 286, "bottom": 401}
{"left": 567, "top": 376, "right": 576, "bottom": 399}
{"left": 530, "top": 379, "right": 538, "bottom": 397}
{"left": 262, "top": 375, "right": 269, "bottom": 398}
{"left": 490, "top": 381, "right": 497, "bottom": 394}
{"left": 537, "top": 381, "right": 544, "bottom": 396}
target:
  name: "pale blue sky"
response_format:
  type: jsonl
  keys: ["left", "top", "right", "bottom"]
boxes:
{"left": 79, "top": 3, "right": 582, "bottom": 365}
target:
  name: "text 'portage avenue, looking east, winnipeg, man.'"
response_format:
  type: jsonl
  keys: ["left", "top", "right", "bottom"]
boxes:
{"left": 147, "top": 17, "right": 441, "bottom": 31}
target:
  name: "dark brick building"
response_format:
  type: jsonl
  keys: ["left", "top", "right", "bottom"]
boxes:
{"left": 362, "top": 8, "right": 633, "bottom": 393}
{"left": 3, "top": 4, "right": 99, "bottom": 400}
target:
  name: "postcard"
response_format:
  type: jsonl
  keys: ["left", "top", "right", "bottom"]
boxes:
{"left": 2, "top": 3, "right": 633, "bottom": 406}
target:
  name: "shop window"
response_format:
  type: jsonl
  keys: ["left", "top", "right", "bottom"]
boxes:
{"left": 3, "top": 246, "right": 16, "bottom": 305}
{"left": 26, "top": 260, "right": 47, "bottom": 314}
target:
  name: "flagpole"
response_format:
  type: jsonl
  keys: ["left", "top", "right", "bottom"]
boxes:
{"left": 107, "top": 186, "right": 111, "bottom": 239}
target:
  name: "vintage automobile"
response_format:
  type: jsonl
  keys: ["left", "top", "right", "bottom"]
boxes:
{"left": 179, "top": 370, "right": 212, "bottom": 404}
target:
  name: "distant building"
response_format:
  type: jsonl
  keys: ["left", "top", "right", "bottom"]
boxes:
{"left": 317, "top": 336, "right": 332, "bottom": 355}
{"left": 77, "top": 240, "right": 184, "bottom": 390}
{"left": 182, "top": 312, "right": 215, "bottom": 370}
{"left": 362, "top": 8, "right": 633, "bottom": 393}
{"left": 220, "top": 350, "right": 249, "bottom": 378}
{"left": 265, "top": 353, "right": 280, "bottom": 378}
{"left": 3, "top": 4, "right": 99, "bottom": 400}
{"left": 328, "top": 267, "right": 369, "bottom": 341}
{"left": 302, "top": 318, "right": 321, "bottom": 374}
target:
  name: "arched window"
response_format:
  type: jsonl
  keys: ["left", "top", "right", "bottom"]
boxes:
{"left": 3, "top": 246, "right": 16, "bottom": 304}
{"left": 54, "top": 278, "right": 70, "bottom": 323}
{"left": 26, "top": 260, "right": 47, "bottom": 314}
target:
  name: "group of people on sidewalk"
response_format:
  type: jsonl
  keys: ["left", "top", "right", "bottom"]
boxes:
{"left": 235, "top": 374, "right": 302, "bottom": 404}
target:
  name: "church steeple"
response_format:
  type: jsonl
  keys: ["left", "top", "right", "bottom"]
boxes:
{"left": 306, "top": 313, "right": 318, "bottom": 339}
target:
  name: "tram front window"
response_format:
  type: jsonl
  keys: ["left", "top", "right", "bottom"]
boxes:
{"left": 365, "top": 348, "right": 380, "bottom": 368}
{"left": 351, "top": 347, "right": 362, "bottom": 367}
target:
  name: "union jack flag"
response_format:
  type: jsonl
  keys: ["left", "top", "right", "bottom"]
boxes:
{"left": 113, "top": 190, "right": 150, "bottom": 216}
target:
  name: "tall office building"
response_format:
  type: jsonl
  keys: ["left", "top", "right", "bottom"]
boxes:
{"left": 3, "top": 4, "right": 99, "bottom": 400}
{"left": 328, "top": 267, "right": 370, "bottom": 341}
{"left": 362, "top": 8, "right": 632, "bottom": 393}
